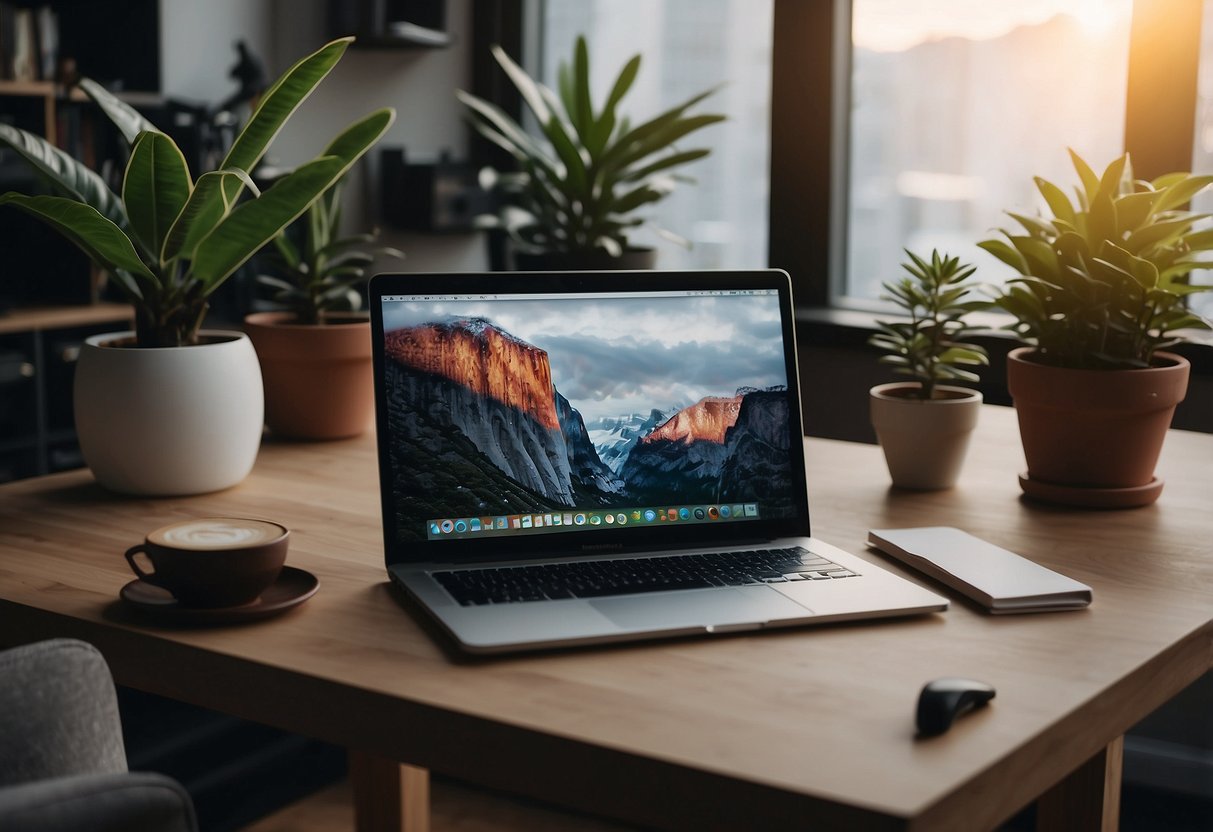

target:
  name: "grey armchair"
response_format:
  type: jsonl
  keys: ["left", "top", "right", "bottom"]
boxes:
{"left": 0, "top": 639, "right": 197, "bottom": 832}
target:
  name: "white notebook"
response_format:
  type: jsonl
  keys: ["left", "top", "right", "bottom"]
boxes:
{"left": 867, "top": 527, "right": 1092, "bottom": 614}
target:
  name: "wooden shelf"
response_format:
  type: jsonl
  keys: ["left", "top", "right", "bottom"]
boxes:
{"left": 0, "top": 79, "right": 58, "bottom": 97}
{"left": 0, "top": 303, "right": 132, "bottom": 335}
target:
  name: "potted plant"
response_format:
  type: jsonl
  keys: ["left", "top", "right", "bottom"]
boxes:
{"left": 868, "top": 249, "right": 989, "bottom": 489}
{"left": 979, "top": 150, "right": 1213, "bottom": 508}
{"left": 456, "top": 35, "right": 725, "bottom": 270}
{"left": 0, "top": 37, "right": 394, "bottom": 495}
{"left": 245, "top": 178, "right": 402, "bottom": 439}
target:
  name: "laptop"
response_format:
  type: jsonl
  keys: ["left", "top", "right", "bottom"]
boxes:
{"left": 369, "top": 269, "right": 947, "bottom": 654}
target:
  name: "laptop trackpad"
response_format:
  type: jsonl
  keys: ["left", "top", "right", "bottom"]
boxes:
{"left": 590, "top": 587, "right": 812, "bottom": 630}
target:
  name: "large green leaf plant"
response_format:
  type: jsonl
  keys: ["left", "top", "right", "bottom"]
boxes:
{"left": 0, "top": 37, "right": 395, "bottom": 347}
{"left": 456, "top": 35, "right": 725, "bottom": 257}
{"left": 979, "top": 150, "right": 1213, "bottom": 370}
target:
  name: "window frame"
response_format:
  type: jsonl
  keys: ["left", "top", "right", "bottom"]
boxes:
{"left": 480, "top": 1, "right": 1206, "bottom": 313}
{"left": 768, "top": 0, "right": 1205, "bottom": 313}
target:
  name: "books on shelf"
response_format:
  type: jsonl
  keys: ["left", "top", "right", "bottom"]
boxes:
{"left": 0, "top": 3, "right": 58, "bottom": 83}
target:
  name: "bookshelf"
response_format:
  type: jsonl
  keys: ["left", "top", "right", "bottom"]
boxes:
{"left": 0, "top": 304, "right": 132, "bottom": 483}
{"left": 0, "top": 1, "right": 160, "bottom": 483}
{"left": 0, "top": 79, "right": 57, "bottom": 141}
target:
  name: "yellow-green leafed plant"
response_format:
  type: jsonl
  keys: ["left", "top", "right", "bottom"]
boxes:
{"left": 868, "top": 249, "right": 989, "bottom": 400}
{"left": 456, "top": 35, "right": 724, "bottom": 257}
{"left": 979, "top": 150, "right": 1213, "bottom": 370}
{"left": 0, "top": 37, "right": 395, "bottom": 347}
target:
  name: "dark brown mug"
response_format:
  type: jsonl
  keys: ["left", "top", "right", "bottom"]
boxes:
{"left": 124, "top": 518, "right": 290, "bottom": 608}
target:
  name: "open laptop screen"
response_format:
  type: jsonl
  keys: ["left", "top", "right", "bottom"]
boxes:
{"left": 370, "top": 271, "right": 809, "bottom": 561}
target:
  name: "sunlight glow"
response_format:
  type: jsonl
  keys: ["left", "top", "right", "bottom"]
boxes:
{"left": 853, "top": 0, "right": 1134, "bottom": 52}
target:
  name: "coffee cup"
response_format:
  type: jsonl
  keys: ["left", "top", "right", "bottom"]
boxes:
{"left": 124, "top": 518, "right": 290, "bottom": 608}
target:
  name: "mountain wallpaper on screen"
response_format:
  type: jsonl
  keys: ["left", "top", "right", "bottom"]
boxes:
{"left": 383, "top": 317, "right": 794, "bottom": 541}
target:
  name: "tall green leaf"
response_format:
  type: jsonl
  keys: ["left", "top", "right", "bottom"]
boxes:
{"left": 621, "top": 148, "right": 711, "bottom": 183}
{"left": 161, "top": 169, "right": 257, "bottom": 263}
{"left": 1069, "top": 147, "right": 1101, "bottom": 201}
{"left": 556, "top": 62, "right": 576, "bottom": 124}
{"left": 0, "top": 123, "right": 127, "bottom": 230}
{"left": 602, "top": 54, "right": 641, "bottom": 119}
{"left": 1034, "top": 176, "right": 1074, "bottom": 225}
{"left": 319, "top": 107, "right": 396, "bottom": 164}
{"left": 123, "top": 131, "right": 192, "bottom": 262}
{"left": 490, "top": 45, "right": 553, "bottom": 126}
{"left": 0, "top": 194, "right": 154, "bottom": 293}
{"left": 572, "top": 36, "right": 593, "bottom": 134}
{"left": 1125, "top": 216, "right": 1199, "bottom": 255}
{"left": 1096, "top": 154, "right": 1127, "bottom": 202}
{"left": 456, "top": 91, "right": 563, "bottom": 183}
{"left": 219, "top": 37, "right": 352, "bottom": 196}
{"left": 193, "top": 157, "right": 345, "bottom": 290}
{"left": 540, "top": 114, "right": 589, "bottom": 196}
{"left": 195, "top": 106, "right": 393, "bottom": 292}
{"left": 977, "top": 239, "right": 1027, "bottom": 272}
{"left": 1113, "top": 189, "right": 1161, "bottom": 231}
{"left": 611, "top": 114, "right": 726, "bottom": 174}
{"left": 77, "top": 78, "right": 162, "bottom": 145}
{"left": 1153, "top": 174, "right": 1213, "bottom": 213}
{"left": 599, "top": 89, "right": 722, "bottom": 171}
{"left": 1180, "top": 227, "right": 1213, "bottom": 252}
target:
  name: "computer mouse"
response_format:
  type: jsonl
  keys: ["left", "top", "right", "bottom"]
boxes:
{"left": 916, "top": 677, "right": 996, "bottom": 736}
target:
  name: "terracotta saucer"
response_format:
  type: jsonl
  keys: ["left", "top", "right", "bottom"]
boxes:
{"left": 1018, "top": 473, "right": 1164, "bottom": 509}
{"left": 119, "top": 566, "right": 319, "bottom": 625}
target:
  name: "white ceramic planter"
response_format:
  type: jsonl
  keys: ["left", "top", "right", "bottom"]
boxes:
{"left": 74, "top": 331, "right": 264, "bottom": 496}
{"left": 870, "top": 383, "right": 982, "bottom": 490}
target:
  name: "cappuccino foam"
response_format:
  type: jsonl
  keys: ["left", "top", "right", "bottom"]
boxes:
{"left": 150, "top": 518, "right": 286, "bottom": 550}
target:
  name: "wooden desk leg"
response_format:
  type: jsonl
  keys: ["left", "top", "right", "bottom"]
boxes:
{"left": 1036, "top": 736, "right": 1124, "bottom": 832}
{"left": 348, "top": 750, "right": 431, "bottom": 832}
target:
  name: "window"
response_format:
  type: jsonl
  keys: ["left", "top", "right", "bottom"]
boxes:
{"left": 838, "top": 0, "right": 1134, "bottom": 306}
{"left": 1191, "top": 0, "right": 1213, "bottom": 319}
{"left": 539, "top": 0, "right": 774, "bottom": 270}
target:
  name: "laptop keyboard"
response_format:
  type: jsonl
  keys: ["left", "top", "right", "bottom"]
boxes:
{"left": 432, "top": 547, "right": 859, "bottom": 606}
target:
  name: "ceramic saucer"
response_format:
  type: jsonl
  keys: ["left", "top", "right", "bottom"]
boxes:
{"left": 120, "top": 566, "right": 319, "bottom": 624}
{"left": 1018, "top": 472, "right": 1164, "bottom": 509}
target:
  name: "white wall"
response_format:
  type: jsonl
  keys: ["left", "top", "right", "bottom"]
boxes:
{"left": 160, "top": 0, "right": 274, "bottom": 103}
{"left": 265, "top": 0, "right": 485, "bottom": 271}
{"left": 159, "top": 0, "right": 485, "bottom": 273}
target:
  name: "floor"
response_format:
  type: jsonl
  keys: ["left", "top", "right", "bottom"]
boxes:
{"left": 243, "top": 777, "right": 1213, "bottom": 832}
{"left": 242, "top": 776, "right": 631, "bottom": 832}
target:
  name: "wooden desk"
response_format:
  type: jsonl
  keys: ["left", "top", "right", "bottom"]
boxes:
{"left": 1, "top": 406, "right": 1210, "bottom": 831}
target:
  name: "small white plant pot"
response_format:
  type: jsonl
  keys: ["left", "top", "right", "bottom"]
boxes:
{"left": 870, "top": 383, "right": 982, "bottom": 490}
{"left": 74, "top": 331, "right": 264, "bottom": 496}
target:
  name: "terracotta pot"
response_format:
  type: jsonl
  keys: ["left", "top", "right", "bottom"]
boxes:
{"left": 244, "top": 312, "right": 374, "bottom": 440}
{"left": 74, "top": 331, "right": 263, "bottom": 495}
{"left": 1006, "top": 347, "right": 1189, "bottom": 506}
{"left": 513, "top": 247, "right": 657, "bottom": 271}
{"left": 869, "top": 383, "right": 982, "bottom": 490}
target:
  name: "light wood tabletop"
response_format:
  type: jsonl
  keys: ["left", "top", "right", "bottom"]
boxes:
{"left": 1, "top": 405, "right": 1210, "bottom": 831}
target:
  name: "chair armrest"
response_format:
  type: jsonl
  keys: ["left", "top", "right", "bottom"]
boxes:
{"left": 0, "top": 639, "right": 126, "bottom": 783}
{"left": 0, "top": 771, "right": 197, "bottom": 832}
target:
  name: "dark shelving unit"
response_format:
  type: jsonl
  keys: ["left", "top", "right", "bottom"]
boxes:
{"left": 329, "top": 0, "right": 452, "bottom": 48}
